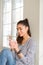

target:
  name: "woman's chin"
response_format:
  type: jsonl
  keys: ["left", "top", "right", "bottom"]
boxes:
{"left": 19, "top": 35, "right": 23, "bottom": 37}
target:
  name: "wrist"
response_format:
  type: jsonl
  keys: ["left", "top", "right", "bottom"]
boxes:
{"left": 16, "top": 50, "right": 21, "bottom": 54}
{"left": 15, "top": 48, "right": 19, "bottom": 52}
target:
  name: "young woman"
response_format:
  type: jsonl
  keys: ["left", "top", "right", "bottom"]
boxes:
{"left": 0, "top": 18, "right": 36, "bottom": 65}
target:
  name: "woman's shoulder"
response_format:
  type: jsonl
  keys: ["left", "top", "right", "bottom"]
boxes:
{"left": 28, "top": 37, "right": 36, "bottom": 43}
{"left": 28, "top": 37, "right": 36, "bottom": 47}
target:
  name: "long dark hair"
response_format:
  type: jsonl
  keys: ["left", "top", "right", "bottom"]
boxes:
{"left": 16, "top": 18, "right": 31, "bottom": 44}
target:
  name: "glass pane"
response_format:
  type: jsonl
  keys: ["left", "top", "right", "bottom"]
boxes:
{"left": 20, "top": 7, "right": 23, "bottom": 19}
{"left": 20, "top": 0, "right": 23, "bottom": 7}
{"left": 3, "top": 12, "right": 11, "bottom": 24}
{"left": 3, "top": 24, "right": 11, "bottom": 36}
{"left": 3, "top": 0, "right": 11, "bottom": 13}
{"left": 12, "top": 8, "right": 21, "bottom": 23}
{"left": 3, "top": 36, "right": 10, "bottom": 48}
{"left": 12, "top": 23, "right": 17, "bottom": 37}
{"left": 12, "top": 0, "right": 23, "bottom": 9}
{"left": 3, "top": 0, "right": 10, "bottom": 2}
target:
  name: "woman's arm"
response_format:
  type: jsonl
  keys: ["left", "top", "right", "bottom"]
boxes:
{"left": 9, "top": 39, "right": 36, "bottom": 65}
{"left": 17, "top": 41, "right": 36, "bottom": 65}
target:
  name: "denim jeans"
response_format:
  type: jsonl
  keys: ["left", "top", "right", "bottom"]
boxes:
{"left": 0, "top": 48, "right": 16, "bottom": 65}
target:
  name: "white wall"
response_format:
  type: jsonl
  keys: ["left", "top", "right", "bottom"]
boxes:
{"left": 24, "top": 0, "right": 39, "bottom": 65}
{"left": 39, "top": 0, "right": 43, "bottom": 65}
{"left": 0, "top": 0, "right": 3, "bottom": 49}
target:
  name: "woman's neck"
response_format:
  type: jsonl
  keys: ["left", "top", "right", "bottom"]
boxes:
{"left": 22, "top": 34, "right": 30, "bottom": 45}
{"left": 24, "top": 34, "right": 29, "bottom": 39}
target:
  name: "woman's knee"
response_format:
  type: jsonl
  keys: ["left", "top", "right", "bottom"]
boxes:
{"left": 1, "top": 48, "right": 11, "bottom": 56}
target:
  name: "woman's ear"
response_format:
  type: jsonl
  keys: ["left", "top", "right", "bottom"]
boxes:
{"left": 26, "top": 26, "right": 28, "bottom": 31}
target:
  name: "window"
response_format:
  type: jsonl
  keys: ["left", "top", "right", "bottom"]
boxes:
{"left": 3, "top": 0, "right": 23, "bottom": 48}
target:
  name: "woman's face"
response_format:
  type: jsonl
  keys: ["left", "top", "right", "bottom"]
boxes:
{"left": 17, "top": 24, "right": 28, "bottom": 37}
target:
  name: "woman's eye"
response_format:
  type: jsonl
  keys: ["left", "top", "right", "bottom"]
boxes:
{"left": 17, "top": 28, "right": 22, "bottom": 31}
{"left": 19, "top": 28, "right": 22, "bottom": 30}
{"left": 20, "top": 28, "right": 22, "bottom": 30}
